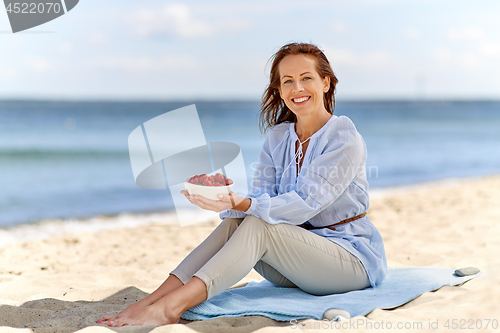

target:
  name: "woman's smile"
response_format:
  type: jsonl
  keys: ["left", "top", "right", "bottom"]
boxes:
{"left": 292, "top": 96, "right": 311, "bottom": 105}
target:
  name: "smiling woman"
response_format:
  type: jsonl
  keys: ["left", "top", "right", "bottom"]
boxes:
{"left": 97, "top": 42, "right": 387, "bottom": 328}
{"left": 260, "top": 43, "right": 338, "bottom": 133}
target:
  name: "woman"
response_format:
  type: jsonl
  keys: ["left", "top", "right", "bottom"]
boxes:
{"left": 98, "top": 42, "right": 387, "bottom": 327}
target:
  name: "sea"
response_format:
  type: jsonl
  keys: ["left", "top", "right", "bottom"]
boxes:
{"left": 1, "top": 100, "right": 499, "bottom": 229}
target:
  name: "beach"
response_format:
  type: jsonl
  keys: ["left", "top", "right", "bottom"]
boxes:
{"left": 0, "top": 174, "right": 499, "bottom": 333}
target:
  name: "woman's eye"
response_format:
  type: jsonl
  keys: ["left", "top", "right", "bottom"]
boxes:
{"left": 284, "top": 79, "right": 292, "bottom": 84}
{"left": 303, "top": 77, "right": 311, "bottom": 81}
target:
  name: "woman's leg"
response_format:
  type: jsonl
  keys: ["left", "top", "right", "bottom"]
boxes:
{"left": 98, "top": 218, "right": 244, "bottom": 324}
{"left": 193, "top": 215, "right": 370, "bottom": 299}
{"left": 140, "top": 216, "right": 245, "bottom": 304}
{"left": 106, "top": 215, "right": 370, "bottom": 326}
{"left": 253, "top": 260, "right": 297, "bottom": 288}
{"left": 169, "top": 217, "right": 244, "bottom": 284}
{"left": 97, "top": 274, "right": 184, "bottom": 324}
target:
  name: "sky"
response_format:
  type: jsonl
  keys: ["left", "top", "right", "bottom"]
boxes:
{"left": 1, "top": 0, "right": 499, "bottom": 101}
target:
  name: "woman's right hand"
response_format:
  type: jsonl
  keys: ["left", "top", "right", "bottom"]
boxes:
{"left": 181, "top": 190, "right": 194, "bottom": 204}
{"left": 180, "top": 190, "right": 250, "bottom": 212}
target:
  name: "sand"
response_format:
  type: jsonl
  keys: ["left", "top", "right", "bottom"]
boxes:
{"left": 0, "top": 174, "right": 499, "bottom": 333}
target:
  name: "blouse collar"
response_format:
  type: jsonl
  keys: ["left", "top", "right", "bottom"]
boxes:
{"left": 289, "top": 114, "right": 337, "bottom": 142}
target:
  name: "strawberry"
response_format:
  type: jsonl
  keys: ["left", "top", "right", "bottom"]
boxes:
{"left": 225, "top": 179, "right": 233, "bottom": 185}
{"left": 215, "top": 173, "right": 225, "bottom": 183}
{"left": 198, "top": 174, "right": 207, "bottom": 183}
{"left": 213, "top": 182, "right": 223, "bottom": 187}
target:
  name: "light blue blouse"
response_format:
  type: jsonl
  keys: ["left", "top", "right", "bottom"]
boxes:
{"left": 220, "top": 115, "right": 387, "bottom": 287}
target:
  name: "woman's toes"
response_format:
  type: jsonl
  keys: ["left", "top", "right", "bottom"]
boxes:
{"left": 112, "top": 320, "right": 126, "bottom": 327}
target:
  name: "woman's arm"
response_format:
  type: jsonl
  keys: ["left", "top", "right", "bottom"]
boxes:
{"left": 232, "top": 197, "right": 252, "bottom": 211}
{"left": 182, "top": 125, "right": 281, "bottom": 215}
{"left": 183, "top": 117, "right": 365, "bottom": 223}
{"left": 218, "top": 128, "right": 280, "bottom": 218}
{"left": 246, "top": 118, "right": 366, "bottom": 225}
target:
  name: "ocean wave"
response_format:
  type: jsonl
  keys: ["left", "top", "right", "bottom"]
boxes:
{"left": 0, "top": 209, "right": 219, "bottom": 246}
{"left": 0, "top": 149, "right": 129, "bottom": 159}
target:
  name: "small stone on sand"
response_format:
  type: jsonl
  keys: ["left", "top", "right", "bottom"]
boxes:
{"left": 454, "top": 267, "right": 480, "bottom": 277}
{"left": 322, "top": 308, "right": 351, "bottom": 321}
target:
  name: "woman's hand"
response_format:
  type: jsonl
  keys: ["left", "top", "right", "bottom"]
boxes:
{"left": 181, "top": 190, "right": 251, "bottom": 212}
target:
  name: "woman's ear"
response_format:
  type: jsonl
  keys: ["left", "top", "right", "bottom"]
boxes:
{"left": 323, "top": 76, "right": 331, "bottom": 93}
{"left": 278, "top": 87, "right": 283, "bottom": 99}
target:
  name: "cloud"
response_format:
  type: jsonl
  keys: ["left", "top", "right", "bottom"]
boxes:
{"left": 330, "top": 22, "right": 351, "bottom": 34}
{"left": 86, "top": 32, "right": 110, "bottom": 44}
{"left": 432, "top": 47, "right": 452, "bottom": 65}
{"left": 324, "top": 47, "right": 400, "bottom": 73}
{"left": 478, "top": 40, "right": 500, "bottom": 57}
{"left": 404, "top": 28, "right": 421, "bottom": 39}
{"left": 129, "top": 4, "right": 250, "bottom": 39}
{"left": 433, "top": 28, "right": 500, "bottom": 70}
{"left": 57, "top": 42, "right": 73, "bottom": 55}
{"left": 447, "top": 26, "right": 485, "bottom": 41}
{"left": 0, "top": 66, "right": 18, "bottom": 79}
{"left": 25, "top": 57, "right": 50, "bottom": 72}
{"left": 100, "top": 55, "right": 198, "bottom": 72}
{"left": 431, "top": 45, "right": 498, "bottom": 70}
{"left": 432, "top": 47, "right": 479, "bottom": 69}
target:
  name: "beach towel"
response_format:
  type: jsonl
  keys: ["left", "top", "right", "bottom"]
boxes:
{"left": 181, "top": 267, "right": 481, "bottom": 322}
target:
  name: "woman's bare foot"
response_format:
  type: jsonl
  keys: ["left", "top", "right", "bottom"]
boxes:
{"left": 99, "top": 276, "right": 207, "bottom": 327}
{"left": 97, "top": 302, "right": 147, "bottom": 324}
{"left": 96, "top": 274, "right": 184, "bottom": 324}
{"left": 104, "top": 301, "right": 180, "bottom": 327}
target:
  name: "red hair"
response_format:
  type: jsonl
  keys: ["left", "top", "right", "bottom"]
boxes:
{"left": 259, "top": 42, "right": 338, "bottom": 132}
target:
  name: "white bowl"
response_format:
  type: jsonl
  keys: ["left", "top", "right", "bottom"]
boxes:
{"left": 184, "top": 177, "right": 233, "bottom": 200}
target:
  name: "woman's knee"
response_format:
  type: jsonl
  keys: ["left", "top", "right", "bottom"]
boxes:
{"left": 220, "top": 217, "right": 243, "bottom": 229}
{"left": 254, "top": 260, "right": 297, "bottom": 288}
{"left": 240, "top": 215, "right": 268, "bottom": 227}
{"left": 236, "top": 215, "right": 270, "bottom": 234}
{"left": 212, "top": 218, "right": 244, "bottom": 241}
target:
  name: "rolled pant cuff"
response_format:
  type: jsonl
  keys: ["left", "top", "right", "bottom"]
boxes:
{"left": 169, "top": 268, "right": 191, "bottom": 285}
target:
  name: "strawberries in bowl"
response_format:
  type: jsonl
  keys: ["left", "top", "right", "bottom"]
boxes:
{"left": 185, "top": 173, "right": 234, "bottom": 200}
{"left": 187, "top": 173, "right": 233, "bottom": 187}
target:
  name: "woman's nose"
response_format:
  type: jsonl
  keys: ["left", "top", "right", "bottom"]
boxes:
{"left": 292, "top": 81, "right": 304, "bottom": 93}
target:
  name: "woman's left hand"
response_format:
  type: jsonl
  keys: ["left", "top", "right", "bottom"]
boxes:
{"left": 180, "top": 190, "right": 250, "bottom": 212}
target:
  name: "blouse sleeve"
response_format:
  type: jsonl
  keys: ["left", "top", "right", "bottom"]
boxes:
{"left": 219, "top": 128, "right": 279, "bottom": 220}
{"left": 245, "top": 117, "right": 366, "bottom": 225}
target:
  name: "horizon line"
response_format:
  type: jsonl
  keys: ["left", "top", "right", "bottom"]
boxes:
{"left": 1, "top": 97, "right": 500, "bottom": 103}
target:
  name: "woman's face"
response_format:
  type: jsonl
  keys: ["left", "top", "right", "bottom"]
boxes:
{"left": 278, "top": 54, "right": 330, "bottom": 120}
